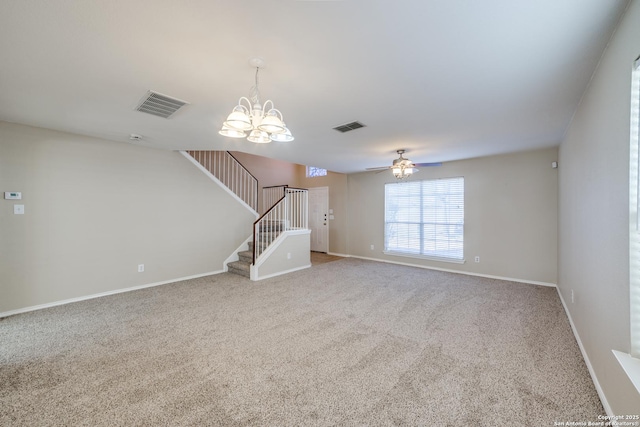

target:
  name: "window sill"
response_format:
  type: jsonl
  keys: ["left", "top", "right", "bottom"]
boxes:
{"left": 383, "top": 250, "right": 465, "bottom": 264}
{"left": 612, "top": 350, "right": 640, "bottom": 394}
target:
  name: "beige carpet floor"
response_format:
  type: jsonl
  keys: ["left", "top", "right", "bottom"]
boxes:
{"left": 1, "top": 258, "right": 603, "bottom": 426}
{"left": 310, "top": 251, "right": 344, "bottom": 265}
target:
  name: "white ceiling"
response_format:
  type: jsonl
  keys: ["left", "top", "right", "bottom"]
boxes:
{"left": 0, "top": 0, "right": 630, "bottom": 173}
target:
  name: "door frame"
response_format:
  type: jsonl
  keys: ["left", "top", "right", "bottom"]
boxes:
{"left": 308, "top": 186, "right": 329, "bottom": 253}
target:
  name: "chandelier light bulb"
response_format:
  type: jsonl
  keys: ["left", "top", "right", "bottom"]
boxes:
{"left": 247, "top": 129, "right": 271, "bottom": 143}
{"left": 270, "top": 126, "right": 294, "bottom": 142}
{"left": 219, "top": 125, "right": 246, "bottom": 138}
{"left": 223, "top": 104, "right": 252, "bottom": 131}
{"left": 258, "top": 109, "right": 286, "bottom": 134}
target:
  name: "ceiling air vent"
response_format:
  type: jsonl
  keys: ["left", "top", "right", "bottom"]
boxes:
{"left": 135, "top": 91, "right": 189, "bottom": 119}
{"left": 333, "top": 121, "right": 366, "bottom": 133}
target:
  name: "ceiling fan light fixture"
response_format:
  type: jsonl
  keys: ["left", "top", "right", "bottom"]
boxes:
{"left": 391, "top": 150, "right": 417, "bottom": 180}
{"left": 393, "top": 167, "right": 414, "bottom": 179}
{"left": 367, "top": 149, "right": 440, "bottom": 178}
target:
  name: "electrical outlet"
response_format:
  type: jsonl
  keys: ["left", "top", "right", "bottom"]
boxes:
{"left": 138, "top": 264, "right": 144, "bottom": 273}
{"left": 370, "top": 244, "right": 374, "bottom": 250}
{"left": 571, "top": 289, "right": 574, "bottom": 304}
{"left": 474, "top": 256, "right": 480, "bottom": 263}
{"left": 287, "top": 253, "right": 291, "bottom": 260}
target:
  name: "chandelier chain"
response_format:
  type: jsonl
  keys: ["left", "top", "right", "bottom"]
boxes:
{"left": 249, "top": 67, "right": 261, "bottom": 105}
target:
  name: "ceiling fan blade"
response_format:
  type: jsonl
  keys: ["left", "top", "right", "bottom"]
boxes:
{"left": 365, "top": 166, "right": 390, "bottom": 171}
{"left": 413, "top": 162, "right": 442, "bottom": 167}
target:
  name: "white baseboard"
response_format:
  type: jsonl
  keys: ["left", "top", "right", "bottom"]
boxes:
{"left": 251, "top": 264, "right": 311, "bottom": 281}
{"left": 0, "top": 270, "right": 224, "bottom": 319}
{"left": 346, "top": 254, "right": 557, "bottom": 287}
{"left": 556, "top": 288, "right": 613, "bottom": 416}
{"left": 327, "top": 252, "right": 350, "bottom": 258}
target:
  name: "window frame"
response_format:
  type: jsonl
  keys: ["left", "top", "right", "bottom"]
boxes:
{"left": 306, "top": 166, "right": 327, "bottom": 178}
{"left": 383, "top": 177, "right": 465, "bottom": 263}
{"left": 616, "top": 55, "right": 640, "bottom": 395}
{"left": 629, "top": 56, "right": 640, "bottom": 359}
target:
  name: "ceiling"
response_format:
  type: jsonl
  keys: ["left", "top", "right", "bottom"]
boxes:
{"left": 0, "top": 0, "right": 630, "bottom": 173}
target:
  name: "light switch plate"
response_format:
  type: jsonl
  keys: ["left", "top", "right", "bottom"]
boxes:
{"left": 14, "top": 204, "right": 25, "bottom": 215}
{"left": 5, "top": 192, "right": 22, "bottom": 200}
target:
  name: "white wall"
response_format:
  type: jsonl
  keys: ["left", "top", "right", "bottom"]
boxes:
{"left": 253, "top": 231, "right": 311, "bottom": 279}
{"left": 0, "top": 121, "right": 256, "bottom": 314}
{"left": 558, "top": 0, "right": 640, "bottom": 414}
{"left": 229, "top": 151, "right": 299, "bottom": 213}
{"left": 296, "top": 167, "right": 349, "bottom": 256}
{"left": 346, "top": 147, "right": 559, "bottom": 285}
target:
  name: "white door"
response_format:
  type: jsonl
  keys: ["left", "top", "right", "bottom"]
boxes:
{"left": 308, "top": 187, "right": 329, "bottom": 253}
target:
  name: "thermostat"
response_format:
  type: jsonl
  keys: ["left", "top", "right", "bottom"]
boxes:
{"left": 4, "top": 192, "right": 21, "bottom": 200}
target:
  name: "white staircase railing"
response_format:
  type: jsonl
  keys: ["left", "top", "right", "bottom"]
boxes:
{"left": 262, "top": 185, "right": 288, "bottom": 214}
{"left": 186, "top": 151, "right": 258, "bottom": 212}
{"left": 253, "top": 188, "right": 308, "bottom": 264}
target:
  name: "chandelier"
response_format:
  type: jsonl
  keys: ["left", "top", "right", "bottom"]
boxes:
{"left": 219, "top": 58, "right": 294, "bottom": 143}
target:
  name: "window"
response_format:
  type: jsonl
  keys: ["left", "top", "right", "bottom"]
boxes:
{"left": 306, "top": 166, "right": 327, "bottom": 178}
{"left": 617, "top": 55, "right": 640, "bottom": 395}
{"left": 629, "top": 56, "right": 640, "bottom": 359}
{"left": 384, "top": 177, "right": 464, "bottom": 262}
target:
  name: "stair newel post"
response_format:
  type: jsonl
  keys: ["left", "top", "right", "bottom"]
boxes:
{"left": 284, "top": 190, "right": 289, "bottom": 232}
{"left": 252, "top": 222, "right": 257, "bottom": 265}
{"left": 304, "top": 190, "right": 308, "bottom": 229}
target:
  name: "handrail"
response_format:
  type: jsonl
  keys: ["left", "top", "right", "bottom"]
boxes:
{"left": 227, "top": 151, "right": 259, "bottom": 183}
{"left": 262, "top": 185, "right": 288, "bottom": 214}
{"left": 254, "top": 196, "right": 287, "bottom": 224}
{"left": 186, "top": 150, "right": 258, "bottom": 212}
{"left": 226, "top": 151, "right": 259, "bottom": 211}
{"left": 253, "top": 194, "right": 286, "bottom": 264}
{"left": 253, "top": 187, "right": 308, "bottom": 265}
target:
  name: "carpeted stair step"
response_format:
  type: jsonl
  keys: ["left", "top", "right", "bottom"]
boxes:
{"left": 229, "top": 236, "right": 277, "bottom": 279}
{"left": 238, "top": 250, "right": 253, "bottom": 263}
{"left": 228, "top": 260, "right": 250, "bottom": 278}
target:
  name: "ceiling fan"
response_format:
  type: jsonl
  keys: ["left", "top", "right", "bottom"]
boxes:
{"left": 366, "top": 150, "right": 442, "bottom": 179}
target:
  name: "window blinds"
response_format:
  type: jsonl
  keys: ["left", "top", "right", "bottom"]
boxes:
{"left": 385, "top": 177, "right": 464, "bottom": 261}
{"left": 630, "top": 57, "right": 640, "bottom": 358}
